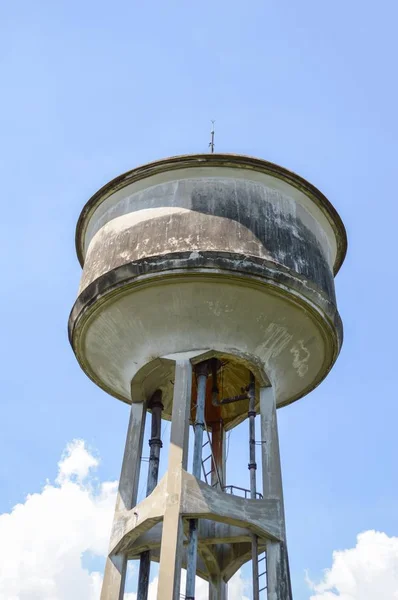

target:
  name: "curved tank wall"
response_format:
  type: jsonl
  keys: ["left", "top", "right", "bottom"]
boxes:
{"left": 69, "top": 154, "right": 346, "bottom": 414}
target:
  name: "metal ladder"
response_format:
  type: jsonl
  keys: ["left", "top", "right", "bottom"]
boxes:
{"left": 258, "top": 551, "right": 267, "bottom": 596}
{"left": 200, "top": 418, "right": 222, "bottom": 489}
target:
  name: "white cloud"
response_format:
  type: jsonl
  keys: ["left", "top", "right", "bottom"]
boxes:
{"left": 0, "top": 439, "right": 116, "bottom": 600}
{"left": 0, "top": 440, "right": 249, "bottom": 600}
{"left": 56, "top": 439, "right": 99, "bottom": 484}
{"left": 308, "top": 530, "right": 398, "bottom": 600}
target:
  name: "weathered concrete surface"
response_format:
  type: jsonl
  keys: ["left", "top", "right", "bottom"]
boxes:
{"left": 186, "top": 363, "right": 208, "bottom": 600}
{"left": 260, "top": 387, "right": 284, "bottom": 502}
{"left": 79, "top": 177, "right": 335, "bottom": 301}
{"left": 129, "top": 350, "right": 268, "bottom": 431}
{"left": 181, "top": 471, "right": 283, "bottom": 540}
{"left": 266, "top": 541, "right": 292, "bottom": 600}
{"left": 69, "top": 155, "right": 347, "bottom": 599}
{"left": 109, "top": 466, "right": 283, "bottom": 583}
{"left": 76, "top": 155, "right": 346, "bottom": 277}
{"left": 101, "top": 401, "right": 146, "bottom": 600}
{"left": 128, "top": 521, "right": 255, "bottom": 553}
{"left": 209, "top": 576, "right": 227, "bottom": 600}
{"left": 70, "top": 154, "right": 346, "bottom": 416}
{"left": 100, "top": 555, "right": 127, "bottom": 600}
{"left": 260, "top": 387, "right": 292, "bottom": 600}
{"left": 101, "top": 376, "right": 293, "bottom": 598}
{"left": 69, "top": 253, "right": 342, "bottom": 413}
{"left": 111, "top": 475, "right": 166, "bottom": 554}
{"left": 157, "top": 360, "right": 192, "bottom": 600}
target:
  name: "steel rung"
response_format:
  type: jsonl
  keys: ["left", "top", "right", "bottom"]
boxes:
{"left": 258, "top": 555, "right": 266, "bottom": 563}
{"left": 200, "top": 415, "right": 222, "bottom": 489}
{"left": 259, "top": 570, "right": 266, "bottom": 578}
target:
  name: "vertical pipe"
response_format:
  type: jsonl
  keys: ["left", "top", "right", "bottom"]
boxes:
{"left": 186, "top": 361, "right": 209, "bottom": 600}
{"left": 137, "top": 391, "right": 163, "bottom": 600}
{"left": 248, "top": 373, "right": 257, "bottom": 499}
{"left": 146, "top": 390, "right": 164, "bottom": 496}
{"left": 211, "top": 420, "right": 224, "bottom": 488}
{"left": 137, "top": 552, "right": 150, "bottom": 600}
{"left": 248, "top": 372, "right": 260, "bottom": 600}
{"left": 209, "top": 420, "right": 228, "bottom": 600}
{"left": 185, "top": 519, "right": 199, "bottom": 600}
{"left": 192, "top": 363, "right": 208, "bottom": 479}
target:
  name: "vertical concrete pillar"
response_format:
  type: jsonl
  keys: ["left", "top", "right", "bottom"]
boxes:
{"left": 209, "top": 576, "right": 228, "bottom": 600}
{"left": 260, "top": 387, "right": 283, "bottom": 502}
{"left": 157, "top": 360, "right": 192, "bottom": 600}
{"left": 186, "top": 361, "right": 209, "bottom": 600}
{"left": 265, "top": 541, "right": 292, "bottom": 600}
{"left": 259, "top": 387, "right": 292, "bottom": 600}
{"left": 101, "top": 401, "right": 147, "bottom": 600}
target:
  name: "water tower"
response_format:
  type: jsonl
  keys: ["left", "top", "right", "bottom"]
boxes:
{"left": 69, "top": 154, "right": 346, "bottom": 600}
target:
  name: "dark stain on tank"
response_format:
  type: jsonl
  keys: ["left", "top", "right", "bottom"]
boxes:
{"left": 189, "top": 179, "right": 335, "bottom": 302}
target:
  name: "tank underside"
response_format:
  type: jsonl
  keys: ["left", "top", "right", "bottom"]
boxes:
{"left": 69, "top": 251, "right": 342, "bottom": 422}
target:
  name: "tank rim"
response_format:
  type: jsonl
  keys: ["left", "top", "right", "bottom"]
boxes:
{"left": 75, "top": 153, "right": 347, "bottom": 275}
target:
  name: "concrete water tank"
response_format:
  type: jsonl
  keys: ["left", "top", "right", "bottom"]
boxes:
{"left": 69, "top": 153, "right": 346, "bottom": 600}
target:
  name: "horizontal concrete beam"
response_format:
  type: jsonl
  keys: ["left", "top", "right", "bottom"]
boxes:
{"left": 111, "top": 468, "right": 284, "bottom": 557}
{"left": 110, "top": 474, "right": 167, "bottom": 554}
{"left": 181, "top": 471, "right": 284, "bottom": 541}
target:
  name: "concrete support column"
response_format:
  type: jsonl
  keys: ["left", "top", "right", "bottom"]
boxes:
{"left": 265, "top": 541, "right": 291, "bottom": 600}
{"left": 210, "top": 576, "right": 228, "bottom": 600}
{"left": 259, "top": 386, "right": 292, "bottom": 600}
{"left": 186, "top": 361, "right": 209, "bottom": 600}
{"left": 101, "top": 401, "right": 147, "bottom": 600}
{"left": 260, "top": 387, "right": 283, "bottom": 501}
{"left": 157, "top": 360, "right": 192, "bottom": 600}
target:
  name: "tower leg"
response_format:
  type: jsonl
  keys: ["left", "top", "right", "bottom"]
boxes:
{"left": 186, "top": 361, "right": 208, "bottom": 600}
{"left": 101, "top": 555, "right": 127, "bottom": 600}
{"left": 209, "top": 576, "right": 228, "bottom": 600}
{"left": 101, "top": 401, "right": 147, "bottom": 600}
{"left": 157, "top": 360, "right": 192, "bottom": 600}
{"left": 265, "top": 541, "right": 292, "bottom": 600}
{"left": 259, "top": 387, "right": 292, "bottom": 600}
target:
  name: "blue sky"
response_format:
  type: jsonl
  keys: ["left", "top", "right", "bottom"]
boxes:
{"left": 0, "top": 1, "right": 397, "bottom": 598}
